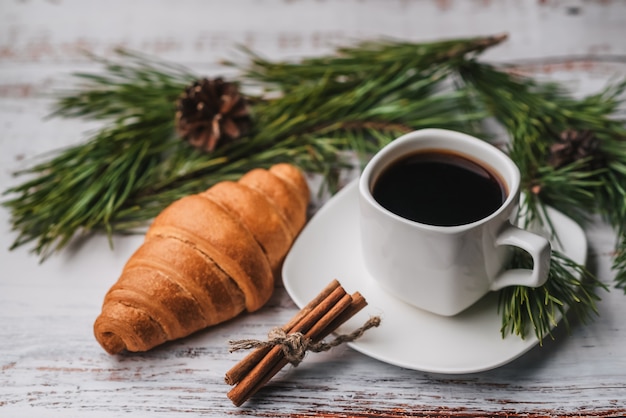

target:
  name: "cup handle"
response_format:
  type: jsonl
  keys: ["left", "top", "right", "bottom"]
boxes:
{"left": 490, "top": 223, "right": 552, "bottom": 291}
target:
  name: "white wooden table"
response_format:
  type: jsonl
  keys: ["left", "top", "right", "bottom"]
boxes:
{"left": 1, "top": 1, "right": 626, "bottom": 416}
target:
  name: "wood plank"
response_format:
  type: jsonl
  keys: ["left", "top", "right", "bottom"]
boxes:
{"left": 1, "top": 0, "right": 625, "bottom": 416}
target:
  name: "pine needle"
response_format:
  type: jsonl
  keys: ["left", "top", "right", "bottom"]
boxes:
{"left": 3, "top": 37, "right": 489, "bottom": 259}
{"left": 499, "top": 251, "right": 607, "bottom": 342}
{"left": 2, "top": 35, "right": 626, "bottom": 342}
{"left": 458, "top": 60, "right": 626, "bottom": 338}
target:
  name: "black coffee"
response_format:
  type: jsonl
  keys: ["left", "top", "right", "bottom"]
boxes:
{"left": 372, "top": 150, "right": 507, "bottom": 226}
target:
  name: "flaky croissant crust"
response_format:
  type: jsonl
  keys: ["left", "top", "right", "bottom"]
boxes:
{"left": 94, "top": 164, "right": 309, "bottom": 354}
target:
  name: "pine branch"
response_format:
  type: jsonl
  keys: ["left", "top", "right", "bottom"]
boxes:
{"left": 3, "top": 38, "right": 489, "bottom": 259}
{"left": 3, "top": 118, "right": 179, "bottom": 258}
{"left": 227, "top": 34, "right": 507, "bottom": 91}
{"left": 458, "top": 61, "right": 626, "bottom": 338}
{"left": 51, "top": 49, "right": 196, "bottom": 120}
{"left": 499, "top": 251, "right": 607, "bottom": 342}
{"left": 615, "top": 233, "right": 626, "bottom": 292}
{"left": 458, "top": 61, "right": 626, "bottom": 226}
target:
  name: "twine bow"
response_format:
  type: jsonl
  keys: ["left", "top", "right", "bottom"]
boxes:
{"left": 229, "top": 316, "right": 381, "bottom": 366}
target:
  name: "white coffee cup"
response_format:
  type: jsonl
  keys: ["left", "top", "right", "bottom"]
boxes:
{"left": 359, "top": 128, "right": 551, "bottom": 316}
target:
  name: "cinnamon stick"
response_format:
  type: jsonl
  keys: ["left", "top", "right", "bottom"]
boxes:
{"left": 224, "top": 279, "right": 341, "bottom": 385}
{"left": 303, "top": 292, "right": 353, "bottom": 341}
{"left": 282, "top": 279, "right": 342, "bottom": 331}
{"left": 319, "top": 292, "right": 367, "bottom": 340}
{"left": 228, "top": 291, "right": 354, "bottom": 407}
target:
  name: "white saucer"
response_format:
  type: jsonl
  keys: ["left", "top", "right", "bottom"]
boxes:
{"left": 282, "top": 180, "right": 587, "bottom": 374}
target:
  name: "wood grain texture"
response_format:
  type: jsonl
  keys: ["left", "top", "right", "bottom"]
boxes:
{"left": 1, "top": 0, "right": 626, "bottom": 416}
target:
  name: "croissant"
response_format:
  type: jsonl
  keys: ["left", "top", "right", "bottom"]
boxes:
{"left": 93, "top": 163, "right": 309, "bottom": 354}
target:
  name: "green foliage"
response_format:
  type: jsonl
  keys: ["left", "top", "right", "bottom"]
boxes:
{"left": 2, "top": 35, "right": 626, "bottom": 341}
{"left": 458, "top": 61, "right": 626, "bottom": 224}
{"left": 499, "top": 251, "right": 607, "bottom": 342}
{"left": 458, "top": 61, "right": 626, "bottom": 339}
{"left": 229, "top": 34, "right": 507, "bottom": 91}
{"left": 3, "top": 39, "right": 489, "bottom": 259}
{"left": 615, "top": 235, "right": 626, "bottom": 292}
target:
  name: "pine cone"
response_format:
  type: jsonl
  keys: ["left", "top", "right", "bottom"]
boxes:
{"left": 547, "top": 129, "right": 605, "bottom": 170}
{"left": 175, "top": 78, "right": 251, "bottom": 152}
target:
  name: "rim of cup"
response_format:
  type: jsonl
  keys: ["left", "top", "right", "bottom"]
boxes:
{"left": 359, "top": 128, "right": 521, "bottom": 233}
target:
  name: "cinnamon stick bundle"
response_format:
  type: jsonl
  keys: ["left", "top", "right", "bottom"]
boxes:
{"left": 225, "top": 280, "right": 376, "bottom": 407}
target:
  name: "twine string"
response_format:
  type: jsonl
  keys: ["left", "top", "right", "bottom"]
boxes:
{"left": 228, "top": 316, "right": 381, "bottom": 366}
